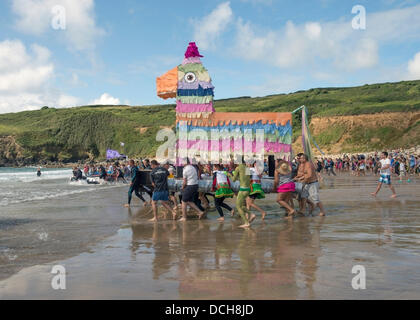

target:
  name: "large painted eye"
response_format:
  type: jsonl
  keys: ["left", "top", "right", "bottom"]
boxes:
{"left": 184, "top": 72, "right": 196, "bottom": 83}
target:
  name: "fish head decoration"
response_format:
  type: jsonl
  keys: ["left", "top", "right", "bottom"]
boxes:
{"left": 157, "top": 42, "right": 215, "bottom": 118}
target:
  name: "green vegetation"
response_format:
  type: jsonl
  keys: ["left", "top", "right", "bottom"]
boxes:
{"left": 0, "top": 80, "right": 419, "bottom": 164}
{"left": 314, "top": 125, "right": 347, "bottom": 146}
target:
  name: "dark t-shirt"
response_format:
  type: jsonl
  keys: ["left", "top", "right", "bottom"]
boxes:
{"left": 151, "top": 167, "right": 169, "bottom": 192}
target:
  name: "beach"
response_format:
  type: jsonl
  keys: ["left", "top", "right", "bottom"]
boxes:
{"left": 0, "top": 168, "right": 419, "bottom": 299}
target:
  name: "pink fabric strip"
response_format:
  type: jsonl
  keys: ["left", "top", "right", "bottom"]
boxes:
{"left": 182, "top": 57, "right": 202, "bottom": 65}
{"left": 176, "top": 140, "right": 291, "bottom": 153}
{"left": 176, "top": 102, "right": 215, "bottom": 113}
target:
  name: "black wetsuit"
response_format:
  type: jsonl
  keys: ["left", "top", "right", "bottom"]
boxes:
{"left": 128, "top": 167, "right": 153, "bottom": 204}
{"left": 99, "top": 166, "right": 107, "bottom": 180}
{"left": 72, "top": 169, "right": 84, "bottom": 181}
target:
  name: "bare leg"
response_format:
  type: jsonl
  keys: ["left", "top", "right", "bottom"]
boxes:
{"left": 277, "top": 193, "right": 295, "bottom": 217}
{"left": 317, "top": 202, "right": 326, "bottom": 216}
{"left": 150, "top": 201, "right": 158, "bottom": 222}
{"left": 180, "top": 201, "right": 188, "bottom": 221}
{"left": 161, "top": 201, "right": 177, "bottom": 220}
{"left": 389, "top": 185, "right": 397, "bottom": 198}
{"left": 371, "top": 183, "right": 382, "bottom": 196}
{"left": 187, "top": 201, "right": 205, "bottom": 219}
{"left": 247, "top": 197, "right": 266, "bottom": 220}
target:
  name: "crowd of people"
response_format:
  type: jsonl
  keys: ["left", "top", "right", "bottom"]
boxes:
{"left": 70, "top": 158, "right": 154, "bottom": 183}
{"left": 123, "top": 153, "right": 326, "bottom": 229}
{"left": 314, "top": 151, "right": 420, "bottom": 181}
{"left": 67, "top": 149, "right": 417, "bottom": 228}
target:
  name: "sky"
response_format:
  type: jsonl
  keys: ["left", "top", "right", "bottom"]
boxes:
{"left": 1, "top": 0, "right": 420, "bottom": 114}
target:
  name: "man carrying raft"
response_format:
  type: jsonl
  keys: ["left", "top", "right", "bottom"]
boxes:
{"left": 124, "top": 156, "right": 326, "bottom": 227}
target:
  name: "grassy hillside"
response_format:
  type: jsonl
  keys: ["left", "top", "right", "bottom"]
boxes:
{"left": 0, "top": 80, "right": 419, "bottom": 164}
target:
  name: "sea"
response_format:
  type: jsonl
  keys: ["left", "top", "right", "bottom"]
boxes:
{"left": 0, "top": 167, "right": 116, "bottom": 206}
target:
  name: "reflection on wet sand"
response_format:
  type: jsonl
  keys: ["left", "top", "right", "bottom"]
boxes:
{"left": 126, "top": 204, "right": 325, "bottom": 299}
{"left": 1, "top": 175, "right": 419, "bottom": 299}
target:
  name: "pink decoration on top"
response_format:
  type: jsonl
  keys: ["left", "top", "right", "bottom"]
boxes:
{"left": 185, "top": 42, "right": 203, "bottom": 58}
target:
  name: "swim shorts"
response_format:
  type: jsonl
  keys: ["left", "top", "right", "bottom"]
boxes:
{"left": 379, "top": 174, "right": 391, "bottom": 185}
{"left": 152, "top": 191, "right": 169, "bottom": 201}
{"left": 182, "top": 185, "right": 198, "bottom": 202}
{"left": 302, "top": 182, "right": 320, "bottom": 204}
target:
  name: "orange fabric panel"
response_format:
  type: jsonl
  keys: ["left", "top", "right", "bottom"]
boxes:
{"left": 176, "top": 112, "right": 292, "bottom": 126}
{"left": 157, "top": 66, "right": 178, "bottom": 99}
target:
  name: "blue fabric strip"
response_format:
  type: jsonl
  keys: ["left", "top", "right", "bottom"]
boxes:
{"left": 176, "top": 120, "right": 292, "bottom": 136}
{"left": 177, "top": 85, "right": 214, "bottom": 97}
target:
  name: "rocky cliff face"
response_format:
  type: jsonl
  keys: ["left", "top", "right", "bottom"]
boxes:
{"left": 293, "top": 111, "right": 420, "bottom": 154}
{"left": 0, "top": 136, "right": 28, "bottom": 167}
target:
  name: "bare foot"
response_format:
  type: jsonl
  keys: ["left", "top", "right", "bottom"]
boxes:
{"left": 197, "top": 212, "right": 205, "bottom": 220}
{"left": 230, "top": 209, "right": 235, "bottom": 217}
{"left": 148, "top": 217, "right": 158, "bottom": 222}
{"left": 178, "top": 217, "right": 187, "bottom": 222}
{"left": 249, "top": 214, "right": 256, "bottom": 224}
{"left": 390, "top": 194, "right": 397, "bottom": 199}
{"left": 239, "top": 223, "right": 250, "bottom": 229}
{"left": 124, "top": 204, "right": 130, "bottom": 208}
{"left": 261, "top": 212, "right": 266, "bottom": 221}
{"left": 172, "top": 211, "right": 177, "bottom": 220}
{"left": 217, "top": 217, "right": 225, "bottom": 222}
{"left": 319, "top": 212, "right": 326, "bottom": 217}
{"left": 370, "top": 193, "right": 377, "bottom": 197}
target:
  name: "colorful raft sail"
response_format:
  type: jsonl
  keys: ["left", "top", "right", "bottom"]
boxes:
{"left": 157, "top": 42, "right": 293, "bottom": 164}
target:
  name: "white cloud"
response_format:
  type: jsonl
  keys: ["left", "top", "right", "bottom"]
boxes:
{"left": 193, "top": 2, "right": 233, "bottom": 50}
{"left": 305, "top": 22, "right": 322, "bottom": 40}
{"left": 0, "top": 39, "right": 79, "bottom": 114}
{"left": 231, "top": 4, "right": 420, "bottom": 71}
{"left": 11, "top": 0, "right": 105, "bottom": 54}
{"left": 90, "top": 93, "right": 121, "bottom": 105}
{"left": 244, "top": 74, "right": 303, "bottom": 97}
{"left": 408, "top": 52, "right": 420, "bottom": 79}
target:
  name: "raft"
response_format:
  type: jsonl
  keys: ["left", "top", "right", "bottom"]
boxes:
{"left": 167, "top": 178, "right": 275, "bottom": 193}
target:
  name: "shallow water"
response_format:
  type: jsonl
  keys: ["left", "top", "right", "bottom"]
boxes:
{"left": 0, "top": 172, "right": 419, "bottom": 299}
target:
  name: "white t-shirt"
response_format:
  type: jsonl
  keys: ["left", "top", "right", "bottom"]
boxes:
{"left": 380, "top": 158, "right": 391, "bottom": 175}
{"left": 399, "top": 162, "right": 405, "bottom": 172}
{"left": 214, "top": 171, "right": 228, "bottom": 185}
{"left": 183, "top": 165, "right": 198, "bottom": 185}
{"left": 250, "top": 167, "right": 261, "bottom": 181}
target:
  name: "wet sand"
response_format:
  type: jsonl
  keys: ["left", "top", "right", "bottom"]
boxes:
{"left": 1, "top": 174, "right": 419, "bottom": 299}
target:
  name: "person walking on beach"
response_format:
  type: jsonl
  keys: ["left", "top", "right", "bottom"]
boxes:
{"left": 125, "top": 160, "right": 150, "bottom": 208}
{"left": 36, "top": 167, "right": 41, "bottom": 177}
{"left": 232, "top": 158, "right": 256, "bottom": 229}
{"left": 180, "top": 159, "right": 206, "bottom": 222}
{"left": 212, "top": 164, "right": 235, "bottom": 222}
{"left": 274, "top": 160, "right": 296, "bottom": 218}
{"left": 295, "top": 154, "right": 326, "bottom": 216}
{"left": 371, "top": 152, "right": 397, "bottom": 198}
{"left": 150, "top": 160, "right": 177, "bottom": 222}
{"left": 247, "top": 161, "right": 267, "bottom": 220}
